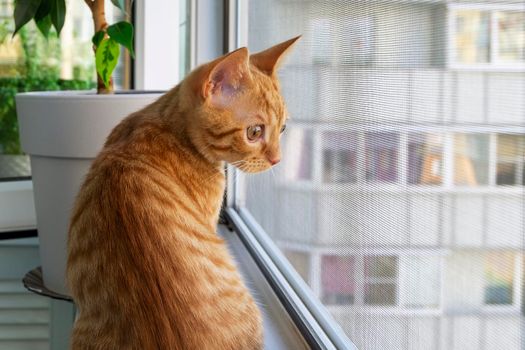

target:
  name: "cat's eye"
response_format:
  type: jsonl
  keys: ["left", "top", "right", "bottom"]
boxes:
{"left": 247, "top": 125, "right": 264, "bottom": 141}
{"left": 280, "top": 124, "right": 286, "bottom": 134}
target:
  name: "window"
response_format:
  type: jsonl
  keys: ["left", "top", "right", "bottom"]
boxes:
{"left": 408, "top": 133, "right": 443, "bottom": 185}
{"left": 484, "top": 252, "right": 517, "bottom": 306}
{"left": 319, "top": 254, "right": 440, "bottom": 309}
{"left": 284, "top": 250, "right": 310, "bottom": 284}
{"left": 454, "top": 133, "right": 489, "bottom": 186}
{"left": 363, "top": 256, "right": 398, "bottom": 305}
{"left": 287, "top": 130, "right": 524, "bottom": 188}
{"left": 497, "top": 11, "right": 525, "bottom": 63}
{"left": 322, "top": 132, "right": 357, "bottom": 183}
{"left": 454, "top": 10, "right": 491, "bottom": 64}
{"left": 365, "top": 133, "right": 399, "bottom": 183}
{"left": 237, "top": 1, "right": 523, "bottom": 349}
{"left": 496, "top": 134, "right": 524, "bottom": 186}
{"left": 451, "top": 7, "right": 525, "bottom": 68}
{"left": 322, "top": 255, "right": 355, "bottom": 305}
{"left": 401, "top": 256, "right": 441, "bottom": 309}
{"left": 0, "top": 1, "right": 129, "bottom": 181}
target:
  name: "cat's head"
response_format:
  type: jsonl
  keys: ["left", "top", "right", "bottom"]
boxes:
{"left": 181, "top": 36, "right": 300, "bottom": 173}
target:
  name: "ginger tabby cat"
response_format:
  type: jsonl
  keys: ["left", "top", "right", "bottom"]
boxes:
{"left": 66, "top": 36, "right": 300, "bottom": 350}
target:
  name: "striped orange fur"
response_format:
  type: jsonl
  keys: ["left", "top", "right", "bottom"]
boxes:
{"left": 66, "top": 36, "right": 300, "bottom": 350}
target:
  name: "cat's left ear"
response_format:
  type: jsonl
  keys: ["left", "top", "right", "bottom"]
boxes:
{"left": 203, "top": 47, "right": 251, "bottom": 106}
{"left": 250, "top": 35, "right": 301, "bottom": 76}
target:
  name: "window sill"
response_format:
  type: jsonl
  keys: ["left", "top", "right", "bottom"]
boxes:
{"left": 218, "top": 224, "right": 311, "bottom": 350}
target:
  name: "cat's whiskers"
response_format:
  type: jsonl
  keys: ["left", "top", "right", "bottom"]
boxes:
{"left": 269, "top": 167, "right": 277, "bottom": 182}
{"left": 230, "top": 160, "right": 250, "bottom": 173}
{"left": 229, "top": 160, "right": 246, "bottom": 167}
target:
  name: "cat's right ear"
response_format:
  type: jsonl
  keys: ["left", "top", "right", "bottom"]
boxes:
{"left": 202, "top": 47, "right": 251, "bottom": 107}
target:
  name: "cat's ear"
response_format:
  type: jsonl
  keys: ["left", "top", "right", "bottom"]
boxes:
{"left": 250, "top": 35, "right": 301, "bottom": 76}
{"left": 203, "top": 47, "right": 251, "bottom": 106}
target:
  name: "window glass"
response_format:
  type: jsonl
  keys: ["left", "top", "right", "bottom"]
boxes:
{"left": 484, "top": 252, "right": 515, "bottom": 305}
{"left": 322, "top": 132, "right": 357, "bottom": 183}
{"left": 408, "top": 133, "right": 443, "bottom": 185}
{"left": 454, "top": 134, "right": 489, "bottom": 186}
{"left": 365, "top": 132, "right": 398, "bottom": 183}
{"left": 364, "top": 255, "right": 397, "bottom": 278}
{"left": 0, "top": 0, "right": 127, "bottom": 181}
{"left": 496, "top": 134, "right": 524, "bottom": 186}
{"left": 401, "top": 256, "right": 440, "bottom": 308}
{"left": 454, "top": 10, "right": 490, "bottom": 64}
{"left": 496, "top": 11, "right": 525, "bottom": 63}
{"left": 364, "top": 283, "right": 397, "bottom": 305}
{"left": 364, "top": 256, "right": 397, "bottom": 305}
{"left": 285, "top": 250, "right": 310, "bottom": 284}
{"left": 322, "top": 256, "right": 355, "bottom": 305}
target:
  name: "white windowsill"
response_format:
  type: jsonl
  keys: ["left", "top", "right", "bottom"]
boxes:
{"left": 218, "top": 225, "right": 310, "bottom": 350}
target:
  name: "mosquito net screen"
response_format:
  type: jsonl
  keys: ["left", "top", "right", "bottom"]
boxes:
{"left": 241, "top": 1, "right": 524, "bottom": 349}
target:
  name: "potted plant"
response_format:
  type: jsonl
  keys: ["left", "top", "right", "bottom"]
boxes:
{"left": 13, "top": 0, "right": 162, "bottom": 295}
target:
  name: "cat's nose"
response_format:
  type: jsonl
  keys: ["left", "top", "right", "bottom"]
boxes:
{"left": 268, "top": 157, "right": 281, "bottom": 166}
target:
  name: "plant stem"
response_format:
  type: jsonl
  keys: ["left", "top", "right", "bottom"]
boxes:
{"left": 84, "top": 0, "right": 114, "bottom": 94}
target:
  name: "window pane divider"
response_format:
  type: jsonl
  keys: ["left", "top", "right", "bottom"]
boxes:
{"left": 399, "top": 132, "right": 408, "bottom": 185}
{"left": 488, "top": 133, "right": 498, "bottom": 186}
{"left": 312, "top": 130, "right": 324, "bottom": 184}
{"left": 490, "top": 10, "right": 498, "bottom": 65}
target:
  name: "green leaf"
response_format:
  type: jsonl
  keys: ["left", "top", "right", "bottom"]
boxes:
{"left": 34, "top": 0, "right": 51, "bottom": 21}
{"left": 107, "top": 21, "right": 134, "bottom": 58}
{"left": 110, "top": 0, "right": 125, "bottom": 11}
{"left": 49, "top": 0, "right": 65, "bottom": 35}
{"left": 92, "top": 30, "right": 105, "bottom": 48}
{"left": 35, "top": 14, "right": 52, "bottom": 38}
{"left": 96, "top": 38, "right": 120, "bottom": 88}
{"left": 13, "top": 0, "right": 41, "bottom": 36}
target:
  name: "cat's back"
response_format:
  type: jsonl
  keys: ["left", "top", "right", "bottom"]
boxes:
{"left": 67, "top": 111, "right": 263, "bottom": 350}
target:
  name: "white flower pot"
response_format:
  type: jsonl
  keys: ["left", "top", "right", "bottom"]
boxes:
{"left": 16, "top": 91, "right": 163, "bottom": 296}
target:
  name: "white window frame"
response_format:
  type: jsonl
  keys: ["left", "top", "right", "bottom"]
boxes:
{"left": 134, "top": 0, "right": 181, "bottom": 90}
{"left": 447, "top": 3, "right": 525, "bottom": 72}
